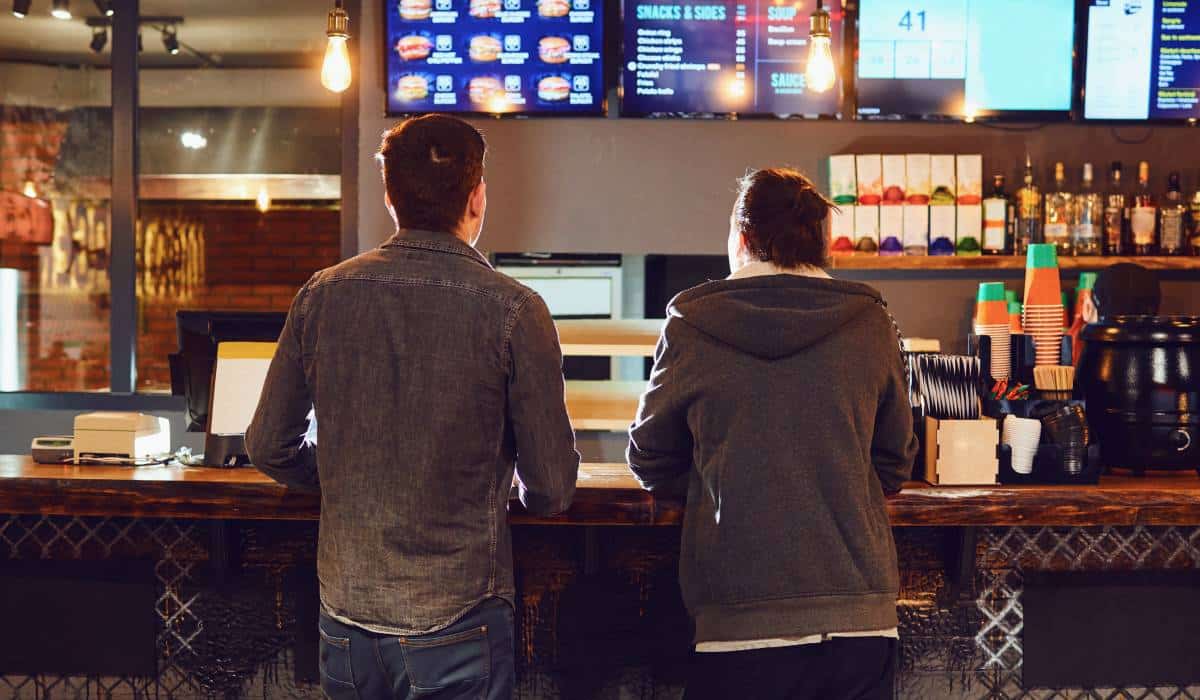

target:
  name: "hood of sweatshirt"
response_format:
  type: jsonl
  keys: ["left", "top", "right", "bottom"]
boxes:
{"left": 668, "top": 275, "right": 884, "bottom": 361}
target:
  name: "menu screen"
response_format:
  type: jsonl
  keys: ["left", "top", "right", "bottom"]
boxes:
{"left": 856, "top": 0, "right": 1076, "bottom": 118}
{"left": 385, "top": 0, "right": 605, "bottom": 115}
{"left": 1084, "top": 0, "right": 1200, "bottom": 120}
{"left": 621, "top": 1, "right": 844, "bottom": 117}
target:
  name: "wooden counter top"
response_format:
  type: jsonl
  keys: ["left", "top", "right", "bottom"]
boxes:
{"left": 5, "top": 455, "right": 1200, "bottom": 526}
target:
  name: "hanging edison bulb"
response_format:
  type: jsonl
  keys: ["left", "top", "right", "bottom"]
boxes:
{"left": 805, "top": 1, "right": 837, "bottom": 94}
{"left": 321, "top": 1, "right": 352, "bottom": 93}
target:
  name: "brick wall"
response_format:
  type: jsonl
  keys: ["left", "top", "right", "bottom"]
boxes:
{"left": 136, "top": 204, "right": 340, "bottom": 391}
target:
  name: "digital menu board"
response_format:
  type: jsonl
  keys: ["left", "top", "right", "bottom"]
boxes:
{"left": 385, "top": 0, "right": 605, "bottom": 116}
{"left": 1084, "top": 0, "right": 1200, "bottom": 121}
{"left": 856, "top": 0, "right": 1076, "bottom": 118}
{"left": 621, "top": 1, "right": 844, "bottom": 117}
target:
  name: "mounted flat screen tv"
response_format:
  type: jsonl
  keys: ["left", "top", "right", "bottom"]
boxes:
{"left": 1082, "top": 0, "right": 1200, "bottom": 122}
{"left": 384, "top": 0, "right": 605, "bottom": 116}
{"left": 855, "top": 0, "right": 1077, "bottom": 120}
{"left": 620, "top": 0, "right": 846, "bottom": 118}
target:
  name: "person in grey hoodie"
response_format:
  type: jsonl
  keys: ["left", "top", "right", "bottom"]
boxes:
{"left": 627, "top": 167, "right": 918, "bottom": 700}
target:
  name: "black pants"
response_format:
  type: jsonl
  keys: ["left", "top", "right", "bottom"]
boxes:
{"left": 684, "top": 637, "right": 897, "bottom": 700}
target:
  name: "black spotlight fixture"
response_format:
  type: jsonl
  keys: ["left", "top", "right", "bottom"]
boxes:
{"left": 12, "top": 0, "right": 32, "bottom": 18}
{"left": 162, "top": 25, "right": 180, "bottom": 55}
{"left": 51, "top": 0, "right": 71, "bottom": 20}
{"left": 89, "top": 26, "right": 107, "bottom": 53}
{"left": 93, "top": 0, "right": 112, "bottom": 16}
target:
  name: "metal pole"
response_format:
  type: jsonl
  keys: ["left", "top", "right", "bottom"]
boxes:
{"left": 109, "top": 0, "right": 139, "bottom": 393}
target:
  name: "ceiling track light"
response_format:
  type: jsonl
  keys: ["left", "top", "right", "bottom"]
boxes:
{"left": 12, "top": 0, "right": 32, "bottom": 18}
{"left": 51, "top": 0, "right": 71, "bottom": 20}
{"left": 89, "top": 26, "right": 107, "bottom": 53}
{"left": 162, "top": 25, "right": 180, "bottom": 55}
{"left": 93, "top": 0, "right": 112, "bottom": 16}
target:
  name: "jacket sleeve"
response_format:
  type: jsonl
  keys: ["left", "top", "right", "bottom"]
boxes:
{"left": 872, "top": 312, "right": 918, "bottom": 496}
{"left": 245, "top": 283, "right": 320, "bottom": 493}
{"left": 507, "top": 293, "right": 581, "bottom": 516}
{"left": 627, "top": 317, "right": 693, "bottom": 493}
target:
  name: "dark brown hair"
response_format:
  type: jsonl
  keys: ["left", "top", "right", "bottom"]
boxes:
{"left": 377, "top": 115, "right": 486, "bottom": 234}
{"left": 732, "top": 167, "right": 834, "bottom": 268}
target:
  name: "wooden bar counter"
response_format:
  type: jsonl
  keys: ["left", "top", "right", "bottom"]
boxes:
{"left": 5, "top": 454, "right": 1200, "bottom": 527}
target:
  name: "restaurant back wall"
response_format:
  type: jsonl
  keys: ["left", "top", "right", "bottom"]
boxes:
{"left": 355, "top": 1, "right": 1200, "bottom": 347}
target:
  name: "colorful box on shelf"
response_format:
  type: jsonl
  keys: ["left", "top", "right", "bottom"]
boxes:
{"left": 829, "top": 154, "right": 857, "bottom": 255}
{"left": 902, "top": 204, "right": 929, "bottom": 257}
{"left": 879, "top": 155, "right": 906, "bottom": 255}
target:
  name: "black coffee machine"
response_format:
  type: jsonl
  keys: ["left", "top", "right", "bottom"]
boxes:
{"left": 1076, "top": 316, "right": 1200, "bottom": 473}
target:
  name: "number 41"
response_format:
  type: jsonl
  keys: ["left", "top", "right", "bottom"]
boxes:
{"left": 899, "top": 10, "right": 927, "bottom": 31}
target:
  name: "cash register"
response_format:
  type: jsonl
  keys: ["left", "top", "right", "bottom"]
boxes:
{"left": 169, "top": 310, "right": 287, "bottom": 467}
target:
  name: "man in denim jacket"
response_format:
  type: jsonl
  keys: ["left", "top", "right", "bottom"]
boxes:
{"left": 247, "top": 115, "right": 580, "bottom": 699}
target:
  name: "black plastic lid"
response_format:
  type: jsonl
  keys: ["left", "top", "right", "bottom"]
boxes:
{"left": 1081, "top": 315, "right": 1200, "bottom": 344}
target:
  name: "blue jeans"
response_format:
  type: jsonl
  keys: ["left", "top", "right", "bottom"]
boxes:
{"left": 318, "top": 598, "right": 515, "bottom": 700}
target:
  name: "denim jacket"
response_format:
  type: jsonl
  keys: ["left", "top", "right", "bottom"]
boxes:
{"left": 246, "top": 228, "right": 580, "bottom": 635}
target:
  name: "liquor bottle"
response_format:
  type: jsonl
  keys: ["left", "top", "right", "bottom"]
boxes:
{"left": 1159, "top": 171, "right": 1187, "bottom": 256}
{"left": 1130, "top": 161, "right": 1158, "bottom": 256}
{"left": 981, "top": 174, "right": 1011, "bottom": 255}
{"left": 1073, "top": 163, "right": 1103, "bottom": 256}
{"left": 1103, "top": 161, "right": 1128, "bottom": 256}
{"left": 1044, "top": 161, "right": 1074, "bottom": 256}
{"left": 1016, "top": 156, "right": 1042, "bottom": 254}
{"left": 1190, "top": 187, "right": 1200, "bottom": 255}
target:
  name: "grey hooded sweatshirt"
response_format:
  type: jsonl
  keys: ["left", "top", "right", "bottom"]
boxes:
{"left": 627, "top": 273, "right": 917, "bottom": 644}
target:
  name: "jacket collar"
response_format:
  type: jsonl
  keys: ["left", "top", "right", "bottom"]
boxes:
{"left": 381, "top": 228, "right": 493, "bottom": 269}
{"left": 727, "top": 260, "right": 831, "bottom": 281}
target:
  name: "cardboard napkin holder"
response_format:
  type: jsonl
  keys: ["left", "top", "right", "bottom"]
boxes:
{"left": 923, "top": 416, "right": 999, "bottom": 485}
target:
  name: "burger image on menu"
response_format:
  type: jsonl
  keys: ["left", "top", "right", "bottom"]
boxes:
{"left": 395, "top": 35, "right": 433, "bottom": 61}
{"left": 469, "top": 35, "right": 502, "bottom": 62}
{"left": 537, "top": 0, "right": 569, "bottom": 18}
{"left": 468, "top": 76, "right": 505, "bottom": 105}
{"left": 399, "top": 0, "right": 432, "bottom": 21}
{"left": 537, "top": 75, "right": 570, "bottom": 101}
{"left": 538, "top": 36, "right": 570, "bottom": 64}
{"left": 396, "top": 75, "right": 430, "bottom": 101}
{"left": 469, "top": 0, "right": 501, "bottom": 18}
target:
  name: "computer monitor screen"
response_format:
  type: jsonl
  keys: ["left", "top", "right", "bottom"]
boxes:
{"left": 385, "top": 0, "right": 606, "bottom": 115}
{"left": 170, "top": 311, "right": 287, "bottom": 433}
{"left": 209, "top": 342, "right": 278, "bottom": 437}
{"left": 1083, "top": 0, "right": 1200, "bottom": 120}
{"left": 621, "top": 0, "right": 845, "bottom": 117}
{"left": 855, "top": 0, "right": 1076, "bottom": 119}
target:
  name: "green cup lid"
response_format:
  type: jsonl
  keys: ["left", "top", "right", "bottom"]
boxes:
{"left": 1026, "top": 243, "right": 1059, "bottom": 269}
{"left": 1077, "top": 271, "right": 1098, "bottom": 291}
{"left": 1005, "top": 290, "right": 1018, "bottom": 304}
{"left": 977, "top": 282, "right": 1007, "bottom": 302}
{"left": 1008, "top": 300, "right": 1023, "bottom": 314}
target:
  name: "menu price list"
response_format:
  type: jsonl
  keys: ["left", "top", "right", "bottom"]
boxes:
{"left": 621, "top": 1, "right": 842, "bottom": 116}
{"left": 387, "top": 0, "right": 604, "bottom": 115}
{"left": 1153, "top": 0, "right": 1200, "bottom": 117}
{"left": 1085, "top": 0, "right": 1200, "bottom": 119}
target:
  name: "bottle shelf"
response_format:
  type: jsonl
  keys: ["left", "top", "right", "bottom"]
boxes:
{"left": 827, "top": 255, "right": 1200, "bottom": 271}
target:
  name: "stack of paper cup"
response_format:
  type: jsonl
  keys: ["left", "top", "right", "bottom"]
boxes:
{"left": 1008, "top": 299, "right": 1024, "bottom": 334}
{"left": 1003, "top": 415, "right": 1043, "bottom": 475}
{"left": 974, "top": 282, "right": 1011, "bottom": 380}
{"left": 1022, "top": 244, "right": 1065, "bottom": 367}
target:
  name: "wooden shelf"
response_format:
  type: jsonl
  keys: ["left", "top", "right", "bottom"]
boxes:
{"left": 555, "top": 319, "right": 661, "bottom": 357}
{"left": 564, "top": 380, "right": 642, "bottom": 432}
{"left": 827, "top": 255, "right": 1200, "bottom": 271}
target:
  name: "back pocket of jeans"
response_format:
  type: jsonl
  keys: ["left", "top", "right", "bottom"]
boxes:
{"left": 319, "top": 627, "right": 357, "bottom": 699}
{"left": 400, "top": 625, "right": 489, "bottom": 696}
